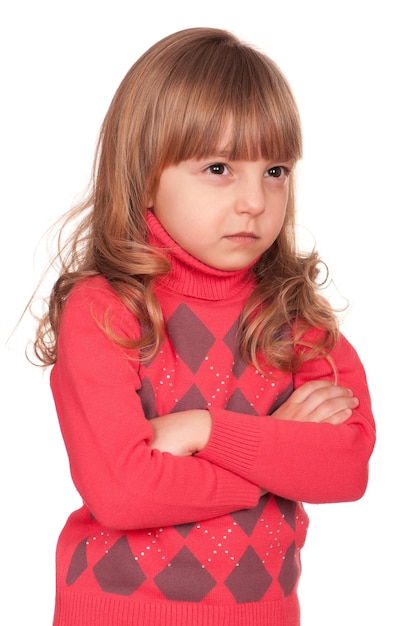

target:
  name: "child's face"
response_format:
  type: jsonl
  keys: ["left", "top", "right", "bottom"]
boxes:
{"left": 150, "top": 156, "right": 293, "bottom": 271}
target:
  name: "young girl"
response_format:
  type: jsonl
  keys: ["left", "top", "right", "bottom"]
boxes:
{"left": 33, "top": 27, "right": 375, "bottom": 626}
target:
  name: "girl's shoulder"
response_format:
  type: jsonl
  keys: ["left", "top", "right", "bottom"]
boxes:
{"left": 66, "top": 275, "right": 124, "bottom": 312}
{"left": 63, "top": 275, "right": 140, "bottom": 338}
{"left": 69, "top": 274, "right": 115, "bottom": 299}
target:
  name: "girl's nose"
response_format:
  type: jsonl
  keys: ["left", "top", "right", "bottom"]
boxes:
{"left": 235, "top": 177, "right": 266, "bottom": 216}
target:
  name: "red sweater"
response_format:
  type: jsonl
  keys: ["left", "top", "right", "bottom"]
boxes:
{"left": 50, "top": 212, "right": 375, "bottom": 626}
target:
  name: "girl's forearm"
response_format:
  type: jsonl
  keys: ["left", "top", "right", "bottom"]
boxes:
{"left": 149, "top": 410, "right": 212, "bottom": 456}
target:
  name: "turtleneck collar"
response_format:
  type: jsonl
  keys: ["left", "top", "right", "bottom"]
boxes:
{"left": 146, "top": 211, "right": 256, "bottom": 301}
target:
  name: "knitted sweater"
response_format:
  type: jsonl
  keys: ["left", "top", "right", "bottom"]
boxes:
{"left": 50, "top": 212, "right": 375, "bottom": 626}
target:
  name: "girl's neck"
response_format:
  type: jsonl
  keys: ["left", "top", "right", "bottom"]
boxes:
{"left": 146, "top": 211, "right": 255, "bottom": 301}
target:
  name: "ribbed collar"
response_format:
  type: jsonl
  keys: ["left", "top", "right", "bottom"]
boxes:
{"left": 146, "top": 211, "right": 256, "bottom": 301}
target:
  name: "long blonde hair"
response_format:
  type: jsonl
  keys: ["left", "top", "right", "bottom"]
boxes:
{"left": 33, "top": 27, "right": 338, "bottom": 370}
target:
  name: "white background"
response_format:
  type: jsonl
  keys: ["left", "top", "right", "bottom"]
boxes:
{"left": 1, "top": 1, "right": 414, "bottom": 624}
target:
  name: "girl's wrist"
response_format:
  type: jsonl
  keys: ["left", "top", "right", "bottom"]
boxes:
{"left": 195, "top": 409, "right": 212, "bottom": 451}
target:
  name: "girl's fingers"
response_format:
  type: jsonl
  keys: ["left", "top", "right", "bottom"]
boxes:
{"left": 305, "top": 396, "right": 359, "bottom": 424}
{"left": 273, "top": 380, "right": 359, "bottom": 423}
{"left": 287, "top": 379, "right": 337, "bottom": 403}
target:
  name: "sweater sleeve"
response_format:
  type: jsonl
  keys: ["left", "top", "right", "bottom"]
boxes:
{"left": 197, "top": 328, "right": 376, "bottom": 504}
{"left": 50, "top": 276, "right": 259, "bottom": 530}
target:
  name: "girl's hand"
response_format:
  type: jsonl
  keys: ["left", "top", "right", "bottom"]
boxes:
{"left": 272, "top": 380, "right": 359, "bottom": 425}
{"left": 149, "top": 410, "right": 212, "bottom": 456}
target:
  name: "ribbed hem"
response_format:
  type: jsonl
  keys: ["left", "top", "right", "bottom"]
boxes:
{"left": 53, "top": 591, "right": 300, "bottom": 626}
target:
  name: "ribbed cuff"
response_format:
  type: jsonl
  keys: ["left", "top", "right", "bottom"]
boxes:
{"left": 197, "top": 409, "right": 261, "bottom": 478}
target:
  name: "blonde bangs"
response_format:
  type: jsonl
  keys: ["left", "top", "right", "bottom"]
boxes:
{"left": 147, "top": 32, "right": 303, "bottom": 172}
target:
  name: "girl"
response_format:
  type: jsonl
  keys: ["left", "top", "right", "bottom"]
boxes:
{"left": 33, "top": 27, "right": 375, "bottom": 626}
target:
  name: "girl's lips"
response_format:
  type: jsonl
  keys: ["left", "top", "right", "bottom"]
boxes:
{"left": 225, "top": 232, "right": 259, "bottom": 244}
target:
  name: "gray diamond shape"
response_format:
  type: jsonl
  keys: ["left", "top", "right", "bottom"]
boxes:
{"left": 226, "top": 388, "right": 258, "bottom": 415}
{"left": 278, "top": 541, "right": 299, "bottom": 596}
{"left": 173, "top": 384, "right": 206, "bottom": 413}
{"left": 231, "top": 493, "right": 269, "bottom": 535}
{"left": 225, "top": 546, "right": 272, "bottom": 602}
{"left": 174, "top": 522, "right": 196, "bottom": 538}
{"left": 274, "top": 496, "right": 296, "bottom": 530}
{"left": 154, "top": 547, "right": 216, "bottom": 601}
{"left": 93, "top": 536, "right": 146, "bottom": 596}
{"left": 66, "top": 537, "right": 88, "bottom": 585}
{"left": 167, "top": 304, "right": 215, "bottom": 373}
{"left": 138, "top": 377, "right": 159, "bottom": 419}
{"left": 223, "top": 317, "right": 248, "bottom": 378}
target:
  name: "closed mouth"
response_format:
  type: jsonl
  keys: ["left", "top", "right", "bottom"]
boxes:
{"left": 225, "top": 232, "right": 259, "bottom": 242}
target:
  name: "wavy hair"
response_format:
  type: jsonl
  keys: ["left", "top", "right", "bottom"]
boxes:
{"left": 33, "top": 27, "right": 339, "bottom": 370}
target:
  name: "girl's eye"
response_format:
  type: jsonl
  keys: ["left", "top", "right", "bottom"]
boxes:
{"left": 265, "top": 166, "right": 289, "bottom": 179}
{"left": 207, "top": 163, "right": 229, "bottom": 175}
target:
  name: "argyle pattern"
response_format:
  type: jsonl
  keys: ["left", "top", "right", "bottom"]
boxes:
{"left": 65, "top": 494, "right": 306, "bottom": 602}
{"left": 64, "top": 301, "right": 308, "bottom": 603}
